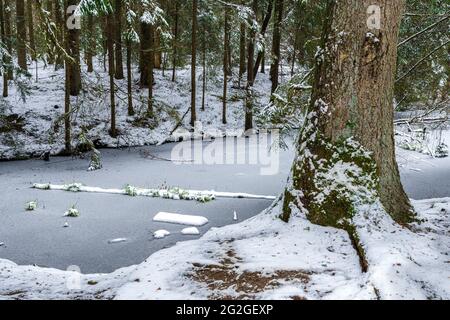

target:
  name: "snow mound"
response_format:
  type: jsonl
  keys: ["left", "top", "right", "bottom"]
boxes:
{"left": 153, "top": 230, "right": 171, "bottom": 239}
{"left": 153, "top": 212, "right": 209, "bottom": 227}
{"left": 181, "top": 227, "right": 200, "bottom": 235}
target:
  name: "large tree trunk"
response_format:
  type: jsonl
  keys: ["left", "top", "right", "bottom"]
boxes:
{"left": 15, "top": 0, "right": 27, "bottom": 71}
{"left": 270, "top": 0, "right": 284, "bottom": 93}
{"left": 282, "top": 0, "right": 414, "bottom": 229}
{"left": 190, "top": 0, "right": 198, "bottom": 127}
{"left": 114, "top": 0, "right": 124, "bottom": 79}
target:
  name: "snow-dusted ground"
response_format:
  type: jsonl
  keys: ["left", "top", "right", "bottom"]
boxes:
{"left": 0, "top": 196, "right": 448, "bottom": 300}
{"left": 0, "top": 59, "right": 272, "bottom": 160}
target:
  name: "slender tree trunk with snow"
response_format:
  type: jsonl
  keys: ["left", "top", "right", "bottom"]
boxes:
{"left": 245, "top": 0, "right": 257, "bottom": 132}
{"left": 238, "top": 19, "right": 246, "bottom": 88}
{"left": 15, "top": 0, "right": 27, "bottom": 71}
{"left": 147, "top": 23, "right": 154, "bottom": 117}
{"left": 222, "top": 7, "right": 229, "bottom": 124}
{"left": 4, "top": 0, "right": 12, "bottom": 80}
{"left": 54, "top": 0, "right": 64, "bottom": 70}
{"left": 126, "top": 38, "right": 134, "bottom": 116}
{"left": 86, "top": 14, "right": 94, "bottom": 73}
{"left": 270, "top": 0, "right": 283, "bottom": 93}
{"left": 26, "top": 0, "right": 35, "bottom": 61}
{"left": 0, "top": 0, "right": 8, "bottom": 96}
{"left": 190, "top": 0, "right": 198, "bottom": 127}
{"left": 67, "top": 0, "right": 81, "bottom": 96}
{"left": 282, "top": 0, "right": 414, "bottom": 233}
{"left": 201, "top": 31, "right": 206, "bottom": 112}
{"left": 114, "top": 0, "right": 124, "bottom": 80}
{"left": 107, "top": 13, "right": 116, "bottom": 137}
{"left": 171, "top": 0, "right": 178, "bottom": 82}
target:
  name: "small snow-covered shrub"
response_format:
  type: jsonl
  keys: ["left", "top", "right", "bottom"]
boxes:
{"left": 435, "top": 143, "right": 448, "bottom": 158}
{"left": 88, "top": 150, "right": 102, "bottom": 171}
{"left": 26, "top": 201, "right": 37, "bottom": 211}
{"left": 125, "top": 185, "right": 138, "bottom": 196}
{"left": 64, "top": 206, "right": 80, "bottom": 217}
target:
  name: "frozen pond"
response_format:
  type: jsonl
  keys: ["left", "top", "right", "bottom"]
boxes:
{"left": 0, "top": 137, "right": 448, "bottom": 273}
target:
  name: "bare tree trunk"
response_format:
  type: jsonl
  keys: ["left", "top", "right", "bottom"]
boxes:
{"left": 171, "top": 0, "right": 178, "bottom": 82}
{"left": 147, "top": 23, "right": 154, "bottom": 117}
{"left": 26, "top": 0, "right": 35, "bottom": 60}
{"left": 282, "top": 0, "right": 414, "bottom": 228}
{"left": 245, "top": 0, "right": 257, "bottom": 132}
{"left": 86, "top": 15, "right": 94, "bottom": 73}
{"left": 190, "top": 0, "right": 198, "bottom": 127}
{"left": 67, "top": 0, "right": 81, "bottom": 96}
{"left": 63, "top": 0, "right": 71, "bottom": 154}
{"left": 238, "top": 19, "right": 246, "bottom": 88}
{"left": 201, "top": 31, "right": 206, "bottom": 112}
{"left": 252, "top": 1, "right": 273, "bottom": 80}
{"left": 260, "top": 46, "right": 265, "bottom": 73}
{"left": 0, "top": 0, "right": 8, "bottom": 96}
{"left": 154, "top": 29, "right": 162, "bottom": 69}
{"left": 126, "top": 38, "right": 134, "bottom": 116}
{"left": 114, "top": 0, "right": 124, "bottom": 79}
{"left": 15, "top": 0, "right": 27, "bottom": 71}
{"left": 222, "top": 7, "right": 229, "bottom": 124}
{"left": 4, "top": 0, "right": 12, "bottom": 79}
{"left": 54, "top": 0, "right": 64, "bottom": 70}
{"left": 140, "top": 21, "right": 152, "bottom": 87}
{"left": 270, "top": 0, "right": 284, "bottom": 93}
{"left": 107, "top": 13, "right": 116, "bottom": 137}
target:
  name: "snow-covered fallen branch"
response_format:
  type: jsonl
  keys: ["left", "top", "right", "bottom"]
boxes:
{"left": 32, "top": 183, "right": 277, "bottom": 202}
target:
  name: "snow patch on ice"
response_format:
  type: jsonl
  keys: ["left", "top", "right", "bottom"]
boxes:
{"left": 153, "top": 212, "right": 209, "bottom": 227}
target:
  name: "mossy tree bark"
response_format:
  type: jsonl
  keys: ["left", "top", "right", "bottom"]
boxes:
{"left": 282, "top": 0, "right": 415, "bottom": 228}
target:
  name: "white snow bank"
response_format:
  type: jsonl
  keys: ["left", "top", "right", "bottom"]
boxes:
{"left": 355, "top": 198, "right": 450, "bottom": 300}
{"left": 153, "top": 212, "right": 209, "bottom": 227}
{"left": 181, "top": 227, "right": 200, "bottom": 235}
{"left": 153, "top": 230, "right": 171, "bottom": 239}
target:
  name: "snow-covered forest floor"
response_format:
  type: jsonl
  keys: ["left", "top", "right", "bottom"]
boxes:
{"left": 0, "top": 194, "right": 448, "bottom": 300}
{"left": 0, "top": 59, "right": 272, "bottom": 160}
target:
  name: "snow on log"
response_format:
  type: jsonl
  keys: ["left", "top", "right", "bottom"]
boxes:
{"left": 32, "top": 183, "right": 277, "bottom": 201}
